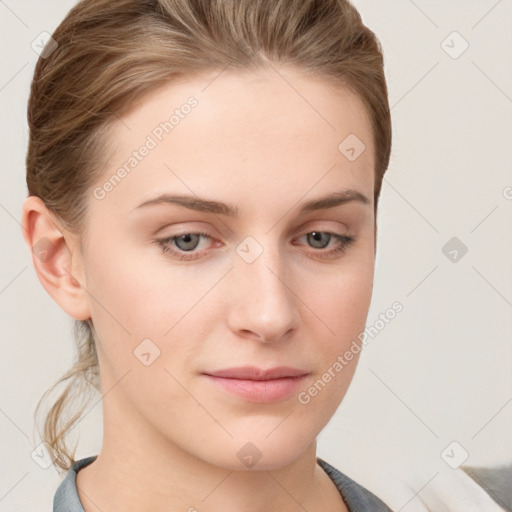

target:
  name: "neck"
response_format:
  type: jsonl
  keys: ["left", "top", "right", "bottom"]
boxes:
{"left": 76, "top": 416, "right": 347, "bottom": 512}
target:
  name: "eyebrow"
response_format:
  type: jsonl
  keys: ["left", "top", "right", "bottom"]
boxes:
{"left": 131, "top": 189, "right": 370, "bottom": 216}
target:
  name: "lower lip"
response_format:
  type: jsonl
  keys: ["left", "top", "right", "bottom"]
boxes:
{"left": 203, "top": 374, "right": 308, "bottom": 403}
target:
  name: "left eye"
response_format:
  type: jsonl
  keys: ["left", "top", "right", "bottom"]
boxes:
{"left": 294, "top": 231, "right": 355, "bottom": 258}
{"left": 154, "top": 230, "right": 355, "bottom": 261}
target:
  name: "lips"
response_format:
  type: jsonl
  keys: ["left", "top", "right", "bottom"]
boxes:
{"left": 202, "top": 366, "right": 310, "bottom": 403}
{"left": 204, "top": 366, "right": 309, "bottom": 380}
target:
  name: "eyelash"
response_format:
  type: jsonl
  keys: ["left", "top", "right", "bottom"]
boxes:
{"left": 154, "top": 230, "right": 355, "bottom": 261}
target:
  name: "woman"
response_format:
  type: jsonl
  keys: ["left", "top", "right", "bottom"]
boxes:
{"left": 22, "top": 0, "right": 394, "bottom": 510}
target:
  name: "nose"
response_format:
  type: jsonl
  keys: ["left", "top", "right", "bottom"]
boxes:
{"left": 226, "top": 237, "right": 300, "bottom": 343}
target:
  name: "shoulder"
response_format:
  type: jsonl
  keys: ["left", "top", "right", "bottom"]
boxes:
{"left": 53, "top": 456, "right": 97, "bottom": 512}
{"left": 461, "top": 464, "right": 512, "bottom": 511}
{"left": 399, "top": 463, "right": 512, "bottom": 512}
{"left": 317, "top": 457, "right": 393, "bottom": 511}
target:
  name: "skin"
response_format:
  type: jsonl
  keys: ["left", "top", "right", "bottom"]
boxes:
{"left": 22, "top": 65, "right": 376, "bottom": 512}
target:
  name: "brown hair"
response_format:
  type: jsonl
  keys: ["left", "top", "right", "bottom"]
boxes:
{"left": 27, "top": 0, "right": 391, "bottom": 473}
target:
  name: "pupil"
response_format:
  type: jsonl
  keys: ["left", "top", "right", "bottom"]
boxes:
{"left": 310, "top": 231, "right": 329, "bottom": 248}
{"left": 177, "top": 234, "right": 197, "bottom": 251}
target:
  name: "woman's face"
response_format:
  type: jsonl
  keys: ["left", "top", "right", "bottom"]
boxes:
{"left": 78, "top": 66, "right": 376, "bottom": 470}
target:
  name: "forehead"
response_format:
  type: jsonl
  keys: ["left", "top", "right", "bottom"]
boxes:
{"left": 95, "top": 66, "right": 375, "bottom": 215}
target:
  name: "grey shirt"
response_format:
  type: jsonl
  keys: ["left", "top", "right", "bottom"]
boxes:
{"left": 53, "top": 455, "right": 393, "bottom": 511}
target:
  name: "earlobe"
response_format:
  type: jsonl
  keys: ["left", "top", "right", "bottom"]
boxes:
{"left": 21, "top": 195, "right": 91, "bottom": 321}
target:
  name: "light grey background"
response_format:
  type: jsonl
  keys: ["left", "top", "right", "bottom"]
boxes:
{"left": 1, "top": 1, "right": 511, "bottom": 510}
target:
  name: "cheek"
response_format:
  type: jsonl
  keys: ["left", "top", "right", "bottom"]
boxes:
{"left": 84, "top": 245, "right": 220, "bottom": 381}
{"left": 310, "top": 260, "right": 374, "bottom": 340}
{"left": 85, "top": 241, "right": 194, "bottom": 334}
{"left": 295, "top": 268, "right": 373, "bottom": 423}
{"left": 85, "top": 252, "right": 195, "bottom": 419}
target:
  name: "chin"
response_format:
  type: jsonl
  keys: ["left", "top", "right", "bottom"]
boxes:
{"left": 197, "top": 427, "right": 317, "bottom": 472}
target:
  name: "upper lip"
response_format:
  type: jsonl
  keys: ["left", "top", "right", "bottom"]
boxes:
{"left": 204, "top": 366, "right": 309, "bottom": 380}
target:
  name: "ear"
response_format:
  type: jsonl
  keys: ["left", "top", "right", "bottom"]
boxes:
{"left": 21, "top": 195, "right": 91, "bottom": 321}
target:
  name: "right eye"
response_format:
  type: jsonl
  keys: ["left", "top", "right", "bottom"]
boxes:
{"left": 154, "top": 231, "right": 217, "bottom": 261}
